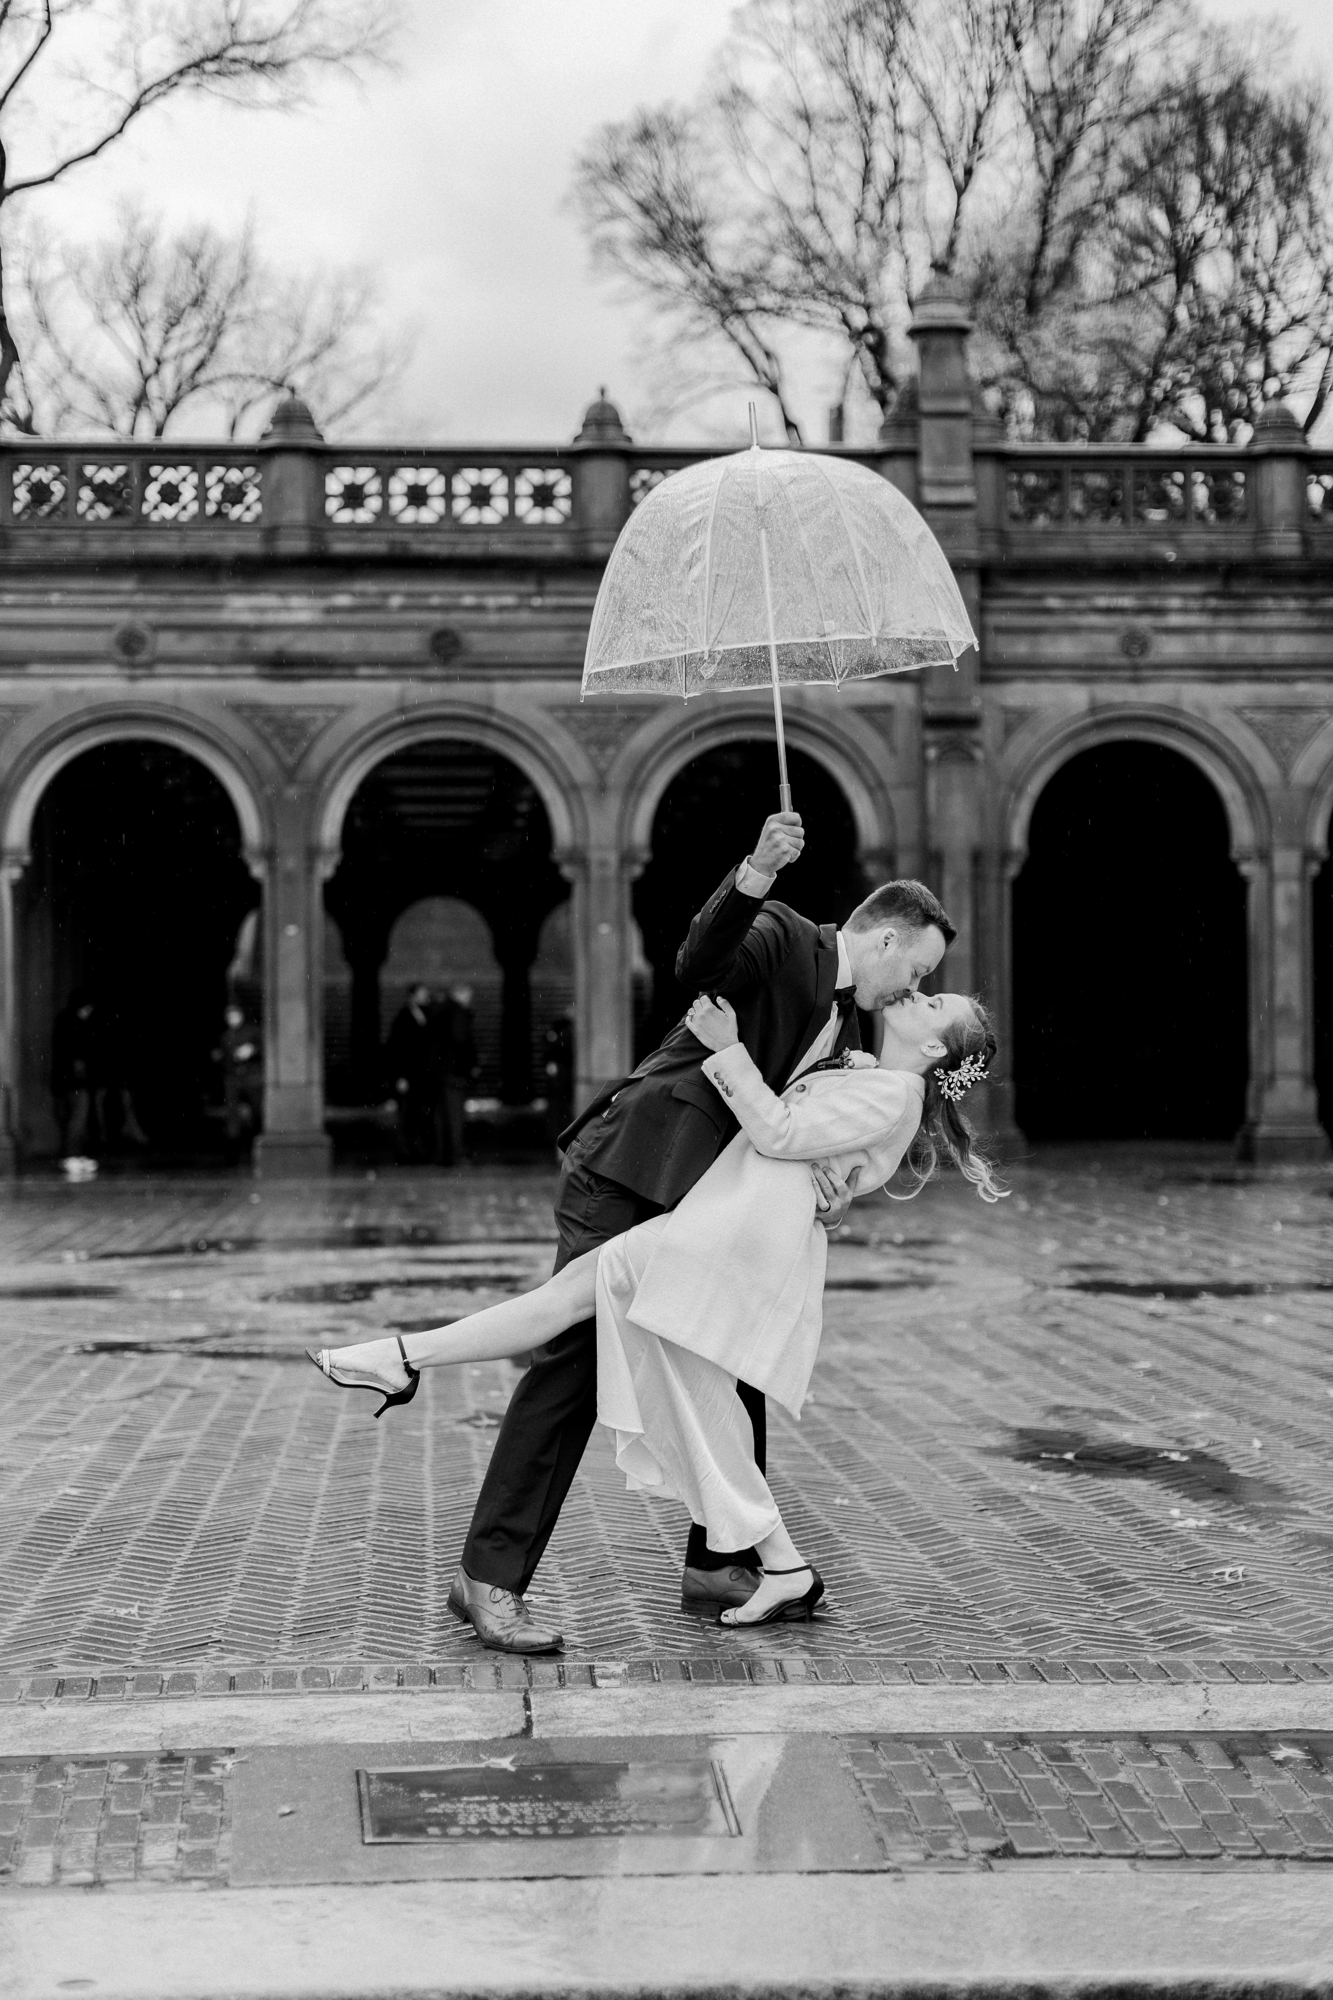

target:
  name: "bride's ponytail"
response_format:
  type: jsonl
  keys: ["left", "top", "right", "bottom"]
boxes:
{"left": 889, "top": 998, "right": 1007, "bottom": 1204}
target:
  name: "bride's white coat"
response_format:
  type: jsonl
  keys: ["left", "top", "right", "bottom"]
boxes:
{"left": 600, "top": 1045, "right": 925, "bottom": 1422}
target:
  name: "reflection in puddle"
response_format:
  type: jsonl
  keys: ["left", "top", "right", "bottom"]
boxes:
{"left": 824, "top": 1277, "right": 936, "bottom": 1292}
{"left": 271, "top": 1276, "right": 528, "bottom": 1305}
{"left": 1002, "top": 1428, "right": 1288, "bottom": 1509}
{"left": 0, "top": 1284, "right": 122, "bottom": 1300}
{"left": 1065, "top": 1279, "right": 1331, "bottom": 1299}
{"left": 73, "top": 1340, "right": 305, "bottom": 1362}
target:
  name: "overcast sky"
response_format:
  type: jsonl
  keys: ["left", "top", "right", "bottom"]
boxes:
{"left": 29, "top": 0, "right": 1333, "bottom": 445}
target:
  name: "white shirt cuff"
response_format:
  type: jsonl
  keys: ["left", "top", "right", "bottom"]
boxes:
{"left": 734, "top": 857, "right": 776, "bottom": 898}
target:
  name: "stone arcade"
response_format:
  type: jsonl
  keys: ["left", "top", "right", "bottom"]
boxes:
{"left": 0, "top": 273, "right": 1329, "bottom": 1172}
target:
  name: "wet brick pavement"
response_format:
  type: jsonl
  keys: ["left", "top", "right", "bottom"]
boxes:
{"left": 0, "top": 1751, "right": 230, "bottom": 1886}
{"left": 845, "top": 1734, "right": 1333, "bottom": 1864}
{"left": 0, "top": 1151, "right": 1330, "bottom": 1676}
{"left": 5, "top": 1736, "right": 1333, "bottom": 1887}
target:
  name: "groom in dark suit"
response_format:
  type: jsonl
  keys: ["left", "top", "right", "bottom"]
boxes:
{"left": 450, "top": 812, "right": 955, "bottom": 1651}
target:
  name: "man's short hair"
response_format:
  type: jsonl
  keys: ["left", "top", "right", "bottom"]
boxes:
{"left": 845, "top": 879, "right": 956, "bottom": 945}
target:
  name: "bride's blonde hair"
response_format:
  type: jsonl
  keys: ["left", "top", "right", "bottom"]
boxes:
{"left": 889, "top": 997, "right": 1006, "bottom": 1204}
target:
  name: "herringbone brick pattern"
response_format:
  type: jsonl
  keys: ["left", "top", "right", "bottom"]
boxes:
{"left": 0, "top": 1155, "right": 1329, "bottom": 1673}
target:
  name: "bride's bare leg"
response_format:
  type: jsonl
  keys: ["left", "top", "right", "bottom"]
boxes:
{"left": 316, "top": 1247, "right": 600, "bottom": 1388}
{"left": 720, "top": 1519, "right": 817, "bottom": 1626}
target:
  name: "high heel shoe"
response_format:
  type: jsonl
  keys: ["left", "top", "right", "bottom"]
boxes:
{"left": 306, "top": 1335, "right": 420, "bottom": 1418}
{"left": 719, "top": 1563, "right": 824, "bottom": 1627}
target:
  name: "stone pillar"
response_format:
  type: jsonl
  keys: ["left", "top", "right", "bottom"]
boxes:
{"left": 253, "top": 787, "right": 332, "bottom": 1177}
{"left": 909, "top": 272, "right": 984, "bottom": 993}
{"left": 564, "top": 845, "right": 637, "bottom": 1111}
{"left": 259, "top": 392, "right": 326, "bottom": 560}
{"left": 1250, "top": 401, "right": 1308, "bottom": 562}
{"left": 877, "top": 383, "right": 919, "bottom": 504}
{"left": 924, "top": 733, "right": 981, "bottom": 992}
{"left": 0, "top": 855, "right": 21, "bottom": 1171}
{"left": 572, "top": 391, "right": 632, "bottom": 557}
{"left": 975, "top": 845, "right": 1023, "bottom": 1148}
{"left": 1241, "top": 842, "right": 1330, "bottom": 1161}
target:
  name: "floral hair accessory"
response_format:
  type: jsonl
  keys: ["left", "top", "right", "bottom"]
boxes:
{"left": 935, "top": 1051, "right": 988, "bottom": 1102}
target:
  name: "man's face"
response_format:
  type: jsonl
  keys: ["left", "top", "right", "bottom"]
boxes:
{"left": 849, "top": 922, "right": 947, "bottom": 1012}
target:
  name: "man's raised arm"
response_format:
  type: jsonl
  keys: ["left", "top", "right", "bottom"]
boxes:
{"left": 674, "top": 813, "right": 805, "bottom": 996}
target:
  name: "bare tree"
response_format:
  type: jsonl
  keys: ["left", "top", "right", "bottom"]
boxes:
{"left": 0, "top": 0, "right": 398, "bottom": 415}
{"left": 575, "top": 0, "right": 1333, "bottom": 442}
{"left": 7, "top": 204, "right": 407, "bottom": 438}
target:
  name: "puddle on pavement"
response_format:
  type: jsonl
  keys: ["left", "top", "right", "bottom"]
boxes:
{"left": 1002, "top": 1427, "right": 1288, "bottom": 1509}
{"left": 1065, "top": 1278, "right": 1331, "bottom": 1299}
{"left": 72, "top": 1339, "right": 306, "bottom": 1361}
{"left": 271, "top": 1276, "right": 527, "bottom": 1305}
{"left": 89, "top": 1228, "right": 556, "bottom": 1261}
{"left": 824, "top": 1277, "right": 937, "bottom": 1291}
{"left": 0, "top": 1283, "right": 122, "bottom": 1299}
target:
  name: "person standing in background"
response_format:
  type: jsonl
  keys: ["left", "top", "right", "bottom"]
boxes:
{"left": 386, "top": 984, "right": 444, "bottom": 1163}
{"left": 52, "top": 989, "right": 100, "bottom": 1178}
{"left": 439, "top": 983, "right": 477, "bottom": 1165}
{"left": 214, "top": 1004, "right": 264, "bottom": 1165}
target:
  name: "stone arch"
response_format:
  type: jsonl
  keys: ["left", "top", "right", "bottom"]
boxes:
{"left": 617, "top": 702, "right": 898, "bottom": 871}
{"left": 315, "top": 704, "right": 585, "bottom": 873}
{"left": 1007, "top": 722, "right": 1255, "bottom": 1143}
{"left": 1003, "top": 707, "right": 1269, "bottom": 869}
{"left": 1301, "top": 728, "right": 1333, "bottom": 859}
{"left": 1, "top": 706, "right": 269, "bottom": 875}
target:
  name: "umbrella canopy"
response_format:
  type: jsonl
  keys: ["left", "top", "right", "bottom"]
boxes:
{"left": 582, "top": 444, "right": 977, "bottom": 701}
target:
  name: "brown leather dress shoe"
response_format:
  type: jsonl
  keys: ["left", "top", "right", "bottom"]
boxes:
{"left": 680, "top": 1563, "right": 761, "bottom": 1618}
{"left": 447, "top": 1565, "right": 564, "bottom": 1654}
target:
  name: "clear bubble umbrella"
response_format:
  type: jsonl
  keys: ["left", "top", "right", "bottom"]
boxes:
{"left": 581, "top": 411, "right": 977, "bottom": 809}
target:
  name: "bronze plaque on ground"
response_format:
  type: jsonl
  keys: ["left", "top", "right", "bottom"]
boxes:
{"left": 357, "top": 1759, "right": 740, "bottom": 1842}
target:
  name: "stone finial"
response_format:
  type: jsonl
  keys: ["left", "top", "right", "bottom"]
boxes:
{"left": 1251, "top": 400, "right": 1306, "bottom": 447}
{"left": 261, "top": 390, "right": 325, "bottom": 446}
{"left": 574, "top": 387, "right": 632, "bottom": 447}
{"left": 908, "top": 267, "right": 973, "bottom": 340}
{"left": 971, "top": 384, "right": 1004, "bottom": 446}
{"left": 877, "top": 377, "right": 919, "bottom": 444}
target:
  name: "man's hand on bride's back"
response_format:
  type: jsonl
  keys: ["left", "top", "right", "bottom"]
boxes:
{"left": 749, "top": 811, "right": 804, "bottom": 875}
{"left": 685, "top": 994, "right": 741, "bottom": 1051}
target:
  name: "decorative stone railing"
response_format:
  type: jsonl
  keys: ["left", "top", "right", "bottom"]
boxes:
{"left": 0, "top": 435, "right": 1324, "bottom": 561}
{"left": 999, "top": 450, "right": 1252, "bottom": 530}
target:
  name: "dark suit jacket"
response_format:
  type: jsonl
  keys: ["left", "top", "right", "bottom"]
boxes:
{"left": 561, "top": 867, "right": 859, "bottom": 1208}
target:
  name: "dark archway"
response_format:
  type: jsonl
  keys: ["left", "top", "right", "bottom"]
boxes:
{"left": 18, "top": 741, "right": 260, "bottom": 1158}
{"left": 323, "top": 740, "right": 568, "bottom": 1106}
{"left": 1314, "top": 828, "right": 1333, "bottom": 1140}
{"left": 1012, "top": 741, "right": 1247, "bottom": 1140}
{"left": 633, "top": 739, "right": 864, "bottom": 1059}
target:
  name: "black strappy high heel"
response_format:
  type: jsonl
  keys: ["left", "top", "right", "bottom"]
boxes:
{"left": 720, "top": 1563, "right": 824, "bottom": 1627}
{"left": 306, "top": 1335, "right": 420, "bottom": 1419}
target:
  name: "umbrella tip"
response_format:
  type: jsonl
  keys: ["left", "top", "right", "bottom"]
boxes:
{"left": 747, "top": 402, "right": 760, "bottom": 449}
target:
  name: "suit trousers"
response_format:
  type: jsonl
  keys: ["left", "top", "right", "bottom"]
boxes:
{"left": 461, "top": 1137, "right": 767, "bottom": 1593}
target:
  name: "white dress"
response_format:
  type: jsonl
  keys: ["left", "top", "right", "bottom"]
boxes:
{"left": 594, "top": 1045, "right": 925, "bottom": 1551}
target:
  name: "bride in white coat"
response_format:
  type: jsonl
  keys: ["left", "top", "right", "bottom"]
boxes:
{"left": 310, "top": 986, "right": 1003, "bottom": 1627}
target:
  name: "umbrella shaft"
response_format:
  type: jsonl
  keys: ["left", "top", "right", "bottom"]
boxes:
{"left": 758, "top": 518, "right": 792, "bottom": 813}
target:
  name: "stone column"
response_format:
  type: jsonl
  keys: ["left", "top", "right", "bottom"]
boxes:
{"left": 253, "top": 786, "right": 332, "bottom": 1177}
{"left": 1241, "top": 842, "right": 1329, "bottom": 1161}
{"left": 975, "top": 845, "right": 1023, "bottom": 1146}
{"left": 1250, "top": 401, "right": 1308, "bottom": 562}
{"left": 259, "top": 392, "right": 327, "bottom": 560}
{"left": 924, "top": 732, "right": 981, "bottom": 993}
{"left": 564, "top": 845, "right": 637, "bottom": 1111}
{"left": 0, "top": 855, "right": 21, "bottom": 1171}
{"left": 909, "top": 272, "right": 985, "bottom": 991}
{"left": 572, "top": 391, "right": 632, "bottom": 558}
